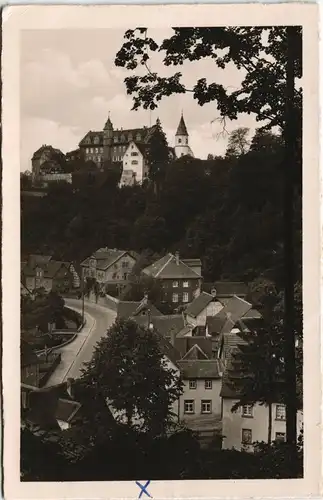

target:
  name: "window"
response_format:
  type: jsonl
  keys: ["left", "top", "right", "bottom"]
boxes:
{"left": 178, "top": 138, "right": 182, "bottom": 144}
{"left": 172, "top": 293, "right": 179, "bottom": 303}
{"left": 184, "top": 400, "right": 194, "bottom": 414}
{"left": 131, "top": 160, "right": 138, "bottom": 165}
{"left": 136, "top": 134, "right": 141, "bottom": 141}
{"left": 201, "top": 400, "right": 212, "bottom": 414}
{"left": 95, "top": 147, "right": 99, "bottom": 153}
{"left": 275, "top": 404, "right": 286, "bottom": 420}
{"left": 275, "top": 432, "right": 286, "bottom": 442}
{"left": 131, "top": 152, "right": 138, "bottom": 156}
{"left": 122, "top": 261, "right": 129, "bottom": 268}
{"left": 172, "top": 281, "right": 178, "bottom": 288}
{"left": 241, "top": 429, "right": 252, "bottom": 445}
{"left": 90, "top": 148, "right": 94, "bottom": 153}
{"left": 113, "top": 147, "right": 117, "bottom": 153}
{"left": 94, "top": 136, "right": 100, "bottom": 144}
{"left": 100, "top": 147, "right": 104, "bottom": 153}
{"left": 205, "top": 380, "right": 212, "bottom": 390}
{"left": 86, "top": 148, "right": 89, "bottom": 154}
{"left": 186, "top": 138, "right": 188, "bottom": 144}
{"left": 183, "top": 281, "right": 189, "bottom": 288}
{"left": 189, "top": 380, "right": 197, "bottom": 389}
{"left": 242, "top": 405, "right": 253, "bottom": 417}
{"left": 183, "top": 292, "right": 189, "bottom": 303}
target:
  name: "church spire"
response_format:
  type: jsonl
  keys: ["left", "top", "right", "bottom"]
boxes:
{"left": 175, "top": 113, "right": 188, "bottom": 136}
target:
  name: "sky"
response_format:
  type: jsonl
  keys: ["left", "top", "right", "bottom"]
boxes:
{"left": 20, "top": 29, "right": 261, "bottom": 171}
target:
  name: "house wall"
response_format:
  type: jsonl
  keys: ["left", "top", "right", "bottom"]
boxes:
{"left": 160, "top": 278, "right": 201, "bottom": 306}
{"left": 122, "top": 142, "right": 146, "bottom": 184}
{"left": 179, "top": 378, "right": 222, "bottom": 430}
{"left": 83, "top": 253, "right": 136, "bottom": 284}
{"left": 222, "top": 398, "right": 304, "bottom": 452}
{"left": 25, "top": 276, "right": 53, "bottom": 293}
{"left": 52, "top": 267, "right": 75, "bottom": 293}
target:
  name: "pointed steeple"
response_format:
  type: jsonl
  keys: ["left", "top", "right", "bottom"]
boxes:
{"left": 176, "top": 113, "right": 188, "bottom": 136}
{"left": 104, "top": 113, "right": 113, "bottom": 130}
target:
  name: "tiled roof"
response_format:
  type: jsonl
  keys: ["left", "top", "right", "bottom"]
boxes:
{"left": 135, "top": 142, "right": 149, "bottom": 157}
{"left": 81, "top": 248, "right": 127, "bottom": 270}
{"left": 79, "top": 127, "right": 152, "bottom": 147}
{"left": 135, "top": 314, "right": 186, "bottom": 340}
{"left": 142, "top": 253, "right": 201, "bottom": 280}
{"left": 32, "top": 145, "right": 63, "bottom": 160}
{"left": 176, "top": 115, "right": 189, "bottom": 136}
{"left": 182, "top": 344, "right": 209, "bottom": 361}
{"left": 203, "top": 281, "right": 248, "bottom": 298}
{"left": 185, "top": 292, "right": 214, "bottom": 318}
{"left": 156, "top": 333, "right": 181, "bottom": 368}
{"left": 178, "top": 359, "right": 224, "bottom": 379}
{"left": 118, "top": 301, "right": 162, "bottom": 320}
{"left": 174, "top": 336, "right": 213, "bottom": 360}
{"left": 21, "top": 341, "right": 40, "bottom": 368}
{"left": 182, "top": 258, "right": 202, "bottom": 268}
{"left": 55, "top": 398, "right": 82, "bottom": 423}
{"left": 216, "top": 295, "right": 252, "bottom": 324}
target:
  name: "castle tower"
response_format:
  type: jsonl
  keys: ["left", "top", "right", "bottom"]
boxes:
{"left": 103, "top": 115, "right": 113, "bottom": 162}
{"left": 175, "top": 113, "right": 191, "bottom": 158}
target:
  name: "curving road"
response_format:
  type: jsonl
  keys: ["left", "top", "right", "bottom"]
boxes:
{"left": 45, "top": 299, "right": 116, "bottom": 387}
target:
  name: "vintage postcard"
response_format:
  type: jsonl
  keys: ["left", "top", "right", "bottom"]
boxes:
{"left": 2, "top": 3, "right": 321, "bottom": 499}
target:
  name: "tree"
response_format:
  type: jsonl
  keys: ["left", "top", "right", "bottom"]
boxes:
{"left": 146, "top": 118, "right": 170, "bottom": 193}
{"left": 79, "top": 318, "right": 183, "bottom": 435}
{"left": 225, "top": 127, "right": 250, "bottom": 158}
{"left": 115, "top": 27, "right": 302, "bottom": 134}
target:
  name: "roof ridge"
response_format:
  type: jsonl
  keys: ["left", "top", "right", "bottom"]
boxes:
{"left": 155, "top": 253, "right": 174, "bottom": 278}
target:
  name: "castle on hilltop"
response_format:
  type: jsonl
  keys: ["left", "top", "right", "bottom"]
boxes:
{"left": 78, "top": 113, "right": 194, "bottom": 184}
{"left": 31, "top": 114, "right": 194, "bottom": 188}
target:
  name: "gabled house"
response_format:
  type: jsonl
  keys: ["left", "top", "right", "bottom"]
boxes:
{"left": 81, "top": 248, "right": 138, "bottom": 287}
{"left": 142, "top": 252, "right": 202, "bottom": 307}
{"left": 184, "top": 291, "right": 223, "bottom": 326}
{"left": 178, "top": 359, "right": 224, "bottom": 434}
{"left": 22, "top": 255, "right": 74, "bottom": 294}
{"left": 120, "top": 141, "right": 149, "bottom": 186}
{"left": 132, "top": 312, "right": 187, "bottom": 345}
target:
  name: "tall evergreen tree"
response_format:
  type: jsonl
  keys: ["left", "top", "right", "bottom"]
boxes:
{"left": 146, "top": 118, "right": 170, "bottom": 193}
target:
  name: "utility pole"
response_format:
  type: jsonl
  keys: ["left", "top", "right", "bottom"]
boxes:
{"left": 81, "top": 269, "right": 85, "bottom": 325}
{"left": 283, "top": 26, "right": 298, "bottom": 458}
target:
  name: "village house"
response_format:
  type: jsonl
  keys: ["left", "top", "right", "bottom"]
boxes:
{"left": 22, "top": 255, "right": 75, "bottom": 294}
{"left": 142, "top": 252, "right": 202, "bottom": 307}
{"left": 81, "top": 248, "right": 138, "bottom": 288}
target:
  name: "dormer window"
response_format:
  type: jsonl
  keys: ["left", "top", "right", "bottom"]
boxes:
{"left": 89, "top": 259, "right": 96, "bottom": 268}
{"left": 114, "top": 137, "right": 118, "bottom": 143}
{"left": 136, "top": 134, "right": 141, "bottom": 141}
{"left": 94, "top": 136, "right": 100, "bottom": 144}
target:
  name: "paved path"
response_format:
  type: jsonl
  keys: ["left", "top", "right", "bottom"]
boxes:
{"left": 45, "top": 299, "right": 116, "bottom": 386}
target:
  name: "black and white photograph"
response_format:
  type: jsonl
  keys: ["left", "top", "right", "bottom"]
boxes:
{"left": 2, "top": 4, "right": 321, "bottom": 498}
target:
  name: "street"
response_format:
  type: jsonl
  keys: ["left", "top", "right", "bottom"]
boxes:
{"left": 45, "top": 298, "right": 117, "bottom": 386}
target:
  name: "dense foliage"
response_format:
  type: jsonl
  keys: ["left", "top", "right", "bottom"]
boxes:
{"left": 78, "top": 318, "right": 183, "bottom": 434}
{"left": 21, "top": 127, "right": 299, "bottom": 289}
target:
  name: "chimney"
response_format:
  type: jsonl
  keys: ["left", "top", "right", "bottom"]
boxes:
{"left": 211, "top": 287, "right": 217, "bottom": 298}
{"left": 66, "top": 377, "right": 75, "bottom": 399}
{"left": 175, "top": 251, "right": 180, "bottom": 265}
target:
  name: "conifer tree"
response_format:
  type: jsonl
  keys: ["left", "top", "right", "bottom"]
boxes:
{"left": 146, "top": 118, "right": 170, "bottom": 194}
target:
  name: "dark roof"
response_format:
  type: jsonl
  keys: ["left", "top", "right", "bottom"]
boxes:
{"left": 21, "top": 341, "right": 40, "bottom": 368}
{"left": 220, "top": 330, "right": 247, "bottom": 361}
{"left": 182, "top": 344, "right": 209, "bottom": 360}
{"left": 79, "top": 127, "right": 153, "bottom": 147}
{"left": 55, "top": 399, "right": 82, "bottom": 423}
{"left": 151, "top": 314, "right": 186, "bottom": 339}
{"left": 203, "top": 281, "right": 248, "bottom": 298}
{"left": 81, "top": 248, "right": 128, "bottom": 270}
{"left": 176, "top": 115, "right": 189, "bottom": 136}
{"left": 118, "top": 300, "right": 162, "bottom": 320}
{"left": 22, "top": 260, "right": 69, "bottom": 279}
{"left": 178, "top": 359, "right": 224, "bottom": 379}
{"left": 182, "top": 258, "right": 202, "bottom": 268}
{"left": 28, "top": 254, "right": 52, "bottom": 266}
{"left": 32, "top": 145, "right": 63, "bottom": 161}
{"left": 143, "top": 253, "right": 201, "bottom": 280}
{"left": 174, "top": 336, "right": 213, "bottom": 360}
{"left": 206, "top": 315, "right": 229, "bottom": 335}
{"left": 156, "top": 333, "right": 181, "bottom": 368}
{"left": 216, "top": 295, "right": 252, "bottom": 324}
{"left": 192, "top": 325, "right": 207, "bottom": 337}
{"left": 185, "top": 292, "right": 214, "bottom": 318}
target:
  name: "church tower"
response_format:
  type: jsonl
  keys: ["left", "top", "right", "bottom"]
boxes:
{"left": 175, "top": 113, "right": 191, "bottom": 158}
{"left": 103, "top": 115, "right": 114, "bottom": 162}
